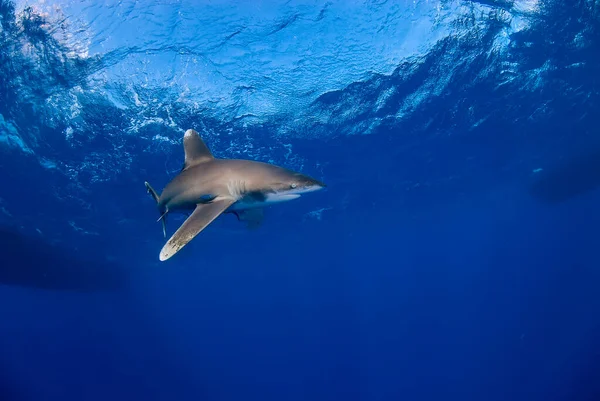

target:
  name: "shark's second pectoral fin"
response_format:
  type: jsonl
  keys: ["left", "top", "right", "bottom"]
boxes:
{"left": 233, "top": 208, "right": 264, "bottom": 229}
{"left": 159, "top": 198, "right": 234, "bottom": 261}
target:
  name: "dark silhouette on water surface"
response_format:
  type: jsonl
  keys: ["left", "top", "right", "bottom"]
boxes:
{"left": 0, "top": 226, "right": 128, "bottom": 292}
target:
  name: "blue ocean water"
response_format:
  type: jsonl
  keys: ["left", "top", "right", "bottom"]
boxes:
{"left": 1, "top": 0, "right": 599, "bottom": 400}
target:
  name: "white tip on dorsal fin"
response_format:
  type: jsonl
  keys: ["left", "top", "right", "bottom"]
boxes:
{"left": 183, "top": 129, "right": 214, "bottom": 169}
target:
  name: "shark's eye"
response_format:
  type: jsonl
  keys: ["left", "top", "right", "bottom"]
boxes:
{"left": 290, "top": 183, "right": 297, "bottom": 189}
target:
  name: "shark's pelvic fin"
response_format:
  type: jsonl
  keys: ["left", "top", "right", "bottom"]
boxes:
{"left": 232, "top": 208, "right": 264, "bottom": 229}
{"left": 183, "top": 129, "right": 214, "bottom": 169}
{"left": 159, "top": 198, "right": 235, "bottom": 261}
{"left": 145, "top": 181, "right": 167, "bottom": 238}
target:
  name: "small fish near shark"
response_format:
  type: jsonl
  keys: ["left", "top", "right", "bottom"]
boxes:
{"left": 145, "top": 129, "right": 326, "bottom": 261}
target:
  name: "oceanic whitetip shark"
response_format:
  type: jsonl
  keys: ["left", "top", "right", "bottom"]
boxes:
{"left": 145, "top": 129, "right": 326, "bottom": 261}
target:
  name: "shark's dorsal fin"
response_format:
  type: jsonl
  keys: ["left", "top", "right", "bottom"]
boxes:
{"left": 183, "top": 129, "right": 214, "bottom": 169}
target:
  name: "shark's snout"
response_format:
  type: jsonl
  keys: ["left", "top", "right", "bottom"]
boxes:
{"left": 290, "top": 175, "right": 326, "bottom": 195}
{"left": 306, "top": 180, "right": 326, "bottom": 192}
{"left": 314, "top": 179, "right": 327, "bottom": 189}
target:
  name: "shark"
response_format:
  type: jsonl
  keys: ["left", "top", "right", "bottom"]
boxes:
{"left": 145, "top": 129, "right": 326, "bottom": 261}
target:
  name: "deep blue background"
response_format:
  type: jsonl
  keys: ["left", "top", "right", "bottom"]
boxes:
{"left": 1, "top": 0, "right": 600, "bottom": 400}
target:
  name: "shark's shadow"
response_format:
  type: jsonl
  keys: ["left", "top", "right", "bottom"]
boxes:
{"left": 529, "top": 148, "right": 600, "bottom": 203}
{"left": 0, "top": 226, "right": 128, "bottom": 292}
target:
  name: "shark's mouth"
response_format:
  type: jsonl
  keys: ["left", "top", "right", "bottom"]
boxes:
{"left": 230, "top": 192, "right": 301, "bottom": 211}
{"left": 265, "top": 193, "right": 301, "bottom": 202}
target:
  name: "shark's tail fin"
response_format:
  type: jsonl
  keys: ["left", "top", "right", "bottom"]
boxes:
{"left": 145, "top": 181, "right": 167, "bottom": 238}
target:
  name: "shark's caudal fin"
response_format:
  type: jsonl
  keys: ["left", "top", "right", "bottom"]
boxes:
{"left": 145, "top": 181, "right": 167, "bottom": 238}
{"left": 159, "top": 198, "right": 235, "bottom": 261}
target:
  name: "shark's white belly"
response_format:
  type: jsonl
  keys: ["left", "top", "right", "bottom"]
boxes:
{"left": 229, "top": 193, "right": 300, "bottom": 211}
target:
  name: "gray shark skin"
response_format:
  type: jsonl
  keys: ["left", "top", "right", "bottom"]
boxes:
{"left": 145, "top": 129, "right": 326, "bottom": 261}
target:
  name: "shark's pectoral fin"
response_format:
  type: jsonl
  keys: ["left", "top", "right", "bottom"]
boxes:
{"left": 234, "top": 208, "right": 264, "bottom": 230}
{"left": 159, "top": 198, "right": 234, "bottom": 261}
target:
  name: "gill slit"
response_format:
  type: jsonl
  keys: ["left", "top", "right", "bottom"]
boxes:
{"left": 227, "top": 179, "right": 247, "bottom": 200}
